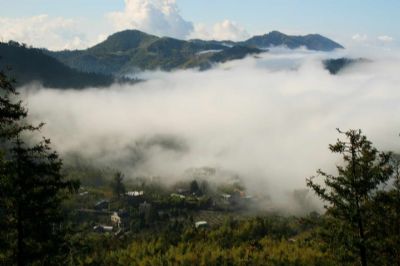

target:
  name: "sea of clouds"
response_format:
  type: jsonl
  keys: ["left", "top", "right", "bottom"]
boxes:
{"left": 20, "top": 48, "right": 400, "bottom": 212}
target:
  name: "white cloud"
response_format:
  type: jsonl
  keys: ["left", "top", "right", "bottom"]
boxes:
{"left": 0, "top": 15, "right": 93, "bottom": 50}
{"left": 108, "top": 0, "right": 193, "bottom": 39}
{"left": 352, "top": 33, "right": 368, "bottom": 42}
{"left": 108, "top": 1, "right": 249, "bottom": 41}
{"left": 21, "top": 50, "right": 400, "bottom": 211}
{"left": 378, "top": 35, "right": 394, "bottom": 43}
{"left": 0, "top": 1, "right": 251, "bottom": 50}
{"left": 190, "top": 20, "right": 249, "bottom": 41}
{"left": 350, "top": 33, "right": 396, "bottom": 50}
{"left": 212, "top": 20, "right": 249, "bottom": 41}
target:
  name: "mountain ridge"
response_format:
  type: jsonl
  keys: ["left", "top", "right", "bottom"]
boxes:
{"left": 0, "top": 30, "right": 346, "bottom": 89}
{"left": 0, "top": 41, "right": 133, "bottom": 89}
{"left": 47, "top": 29, "right": 343, "bottom": 75}
{"left": 243, "top": 31, "right": 344, "bottom": 51}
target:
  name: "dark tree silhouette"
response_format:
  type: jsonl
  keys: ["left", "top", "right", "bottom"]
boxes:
{"left": 111, "top": 171, "right": 125, "bottom": 199}
{"left": 307, "top": 129, "right": 393, "bottom": 266}
{"left": 0, "top": 70, "right": 78, "bottom": 265}
{"left": 190, "top": 180, "right": 200, "bottom": 195}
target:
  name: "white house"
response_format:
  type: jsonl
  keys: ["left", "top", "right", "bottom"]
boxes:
{"left": 111, "top": 212, "right": 121, "bottom": 228}
{"left": 195, "top": 221, "right": 208, "bottom": 229}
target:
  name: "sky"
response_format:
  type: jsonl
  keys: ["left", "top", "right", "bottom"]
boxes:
{"left": 0, "top": 0, "right": 398, "bottom": 50}
{"left": 2, "top": 0, "right": 399, "bottom": 209}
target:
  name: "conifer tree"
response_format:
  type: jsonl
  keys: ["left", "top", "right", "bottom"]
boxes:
{"left": 111, "top": 171, "right": 125, "bottom": 199}
{"left": 0, "top": 70, "right": 78, "bottom": 265}
{"left": 307, "top": 129, "right": 393, "bottom": 266}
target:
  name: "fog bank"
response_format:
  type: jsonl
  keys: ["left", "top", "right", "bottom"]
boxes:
{"left": 21, "top": 49, "right": 400, "bottom": 211}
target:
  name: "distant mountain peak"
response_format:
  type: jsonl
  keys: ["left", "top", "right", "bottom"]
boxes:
{"left": 41, "top": 29, "right": 345, "bottom": 75}
{"left": 266, "top": 30, "right": 286, "bottom": 36}
{"left": 244, "top": 31, "right": 343, "bottom": 51}
{"left": 89, "top": 29, "right": 159, "bottom": 53}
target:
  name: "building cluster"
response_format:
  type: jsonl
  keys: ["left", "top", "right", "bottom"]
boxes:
{"left": 76, "top": 186, "right": 254, "bottom": 235}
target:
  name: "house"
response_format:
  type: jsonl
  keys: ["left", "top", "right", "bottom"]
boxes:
{"left": 111, "top": 212, "right": 121, "bottom": 228}
{"left": 126, "top": 191, "right": 144, "bottom": 197}
{"left": 79, "top": 191, "right": 89, "bottom": 196}
{"left": 195, "top": 221, "right": 208, "bottom": 229}
{"left": 220, "top": 191, "right": 253, "bottom": 208}
{"left": 126, "top": 191, "right": 144, "bottom": 205}
{"left": 170, "top": 193, "right": 186, "bottom": 199}
{"left": 93, "top": 225, "right": 113, "bottom": 233}
{"left": 176, "top": 188, "right": 190, "bottom": 195}
{"left": 221, "top": 193, "right": 232, "bottom": 203}
{"left": 221, "top": 193, "right": 231, "bottom": 199}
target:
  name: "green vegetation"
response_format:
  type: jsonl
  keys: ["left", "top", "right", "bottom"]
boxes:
{"left": 57, "top": 130, "right": 400, "bottom": 265}
{"left": 67, "top": 214, "right": 335, "bottom": 266}
{"left": 243, "top": 31, "right": 344, "bottom": 51}
{"left": 0, "top": 70, "right": 79, "bottom": 265}
{"left": 111, "top": 172, "right": 126, "bottom": 199}
{"left": 47, "top": 30, "right": 261, "bottom": 75}
{"left": 307, "top": 130, "right": 393, "bottom": 266}
{"left": 0, "top": 30, "right": 346, "bottom": 90}
{"left": 323, "top": 58, "right": 369, "bottom": 74}
{"left": 47, "top": 29, "right": 342, "bottom": 75}
{"left": 0, "top": 41, "right": 134, "bottom": 89}
{"left": 0, "top": 71, "right": 399, "bottom": 265}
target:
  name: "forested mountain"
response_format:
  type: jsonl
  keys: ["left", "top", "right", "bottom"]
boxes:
{"left": 243, "top": 31, "right": 344, "bottom": 51}
{"left": 46, "top": 30, "right": 261, "bottom": 74}
{"left": 47, "top": 30, "right": 343, "bottom": 75}
{"left": 323, "top": 57, "right": 369, "bottom": 74}
{"left": 0, "top": 41, "right": 118, "bottom": 89}
{"left": 0, "top": 30, "right": 345, "bottom": 88}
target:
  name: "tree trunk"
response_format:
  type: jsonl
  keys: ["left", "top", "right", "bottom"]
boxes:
{"left": 16, "top": 203, "right": 23, "bottom": 266}
{"left": 16, "top": 138, "right": 24, "bottom": 266}
{"left": 351, "top": 137, "right": 367, "bottom": 266}
{"left": 357, "top": 208, "right": 368, "bottom": 266}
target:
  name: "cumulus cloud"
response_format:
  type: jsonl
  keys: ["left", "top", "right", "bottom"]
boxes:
{"left": 212, "top": 20, "right": 249, "bottom": 41}
{"left": 0, "top": 1, "right": 250, "bottom": 49}
{"left": 378, "top": 35, "right": 394, "bottom": 43}
{"left": 350, "top": 34, "right": 396, "bottom": 50}
{"left": 20, "top": 48, "right": 400, "bottom": 211}
{"left": 108, "top": 1, "right": 249, "bottom": 41}
{"left": 0, "top": 15, "right": 94, "bottom": 50}
{"left": 352, "top": 33, "right": 368, "bottom": 42}
{"left": 108, "top": 0, "right": 194, "bottom": 39}
{"left": 191, "top": 20, "right": 250, "bottom": 41}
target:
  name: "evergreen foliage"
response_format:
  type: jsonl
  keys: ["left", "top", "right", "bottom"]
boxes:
{"left": 0, "top": 71, "right": 79, "bottom": 265}
{"left": 244, "top": 31, "right": 344, "bottom": 51}
{"left": 0, "top": 41, "right": 117, "bottom": 89}
{"left": 111, "top": 171, "right": 126, "bottom": 199}
{"left": 307, "top": 129, "right": 393, "bottom": 266}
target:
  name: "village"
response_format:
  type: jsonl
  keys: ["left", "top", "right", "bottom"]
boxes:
{"left": 67, "top": 170, "right": 257, "bottom": 237}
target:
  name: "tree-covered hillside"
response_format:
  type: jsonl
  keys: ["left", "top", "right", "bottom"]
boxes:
{"left": 323, "top": 58, "right": 369, "bottom": 74}
{"left": 0, "top": 70, "right": 399, "bottom": 265}
{"left": 1, "top": 30, "right": 345, "bottom": 84}
{"left": 46, "top": 30, "right": 252, "bottom": 75}
{"left": 47, "top": 29, "right": 343, "bottom": 75}
{"left": 0, "top": 41, "right": 117, "bottom": 89}
{"left": 244, "top": 31, "right": 344, "bottom": 51}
